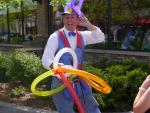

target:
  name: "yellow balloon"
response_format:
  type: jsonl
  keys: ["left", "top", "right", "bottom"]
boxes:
{"left": 31, "top": 70, "right": 73, "bottom": 96}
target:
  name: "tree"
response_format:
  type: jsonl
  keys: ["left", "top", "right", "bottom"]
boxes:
{"left": 0, "top": 0, "right": 37, "bottom": 43}
{"left": 0, "top": 0, "right": 20, "bottom": 43}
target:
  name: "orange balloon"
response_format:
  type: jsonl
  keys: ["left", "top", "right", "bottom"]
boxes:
{"left": 53, "top": 67, "right": 112, "bottom": 94}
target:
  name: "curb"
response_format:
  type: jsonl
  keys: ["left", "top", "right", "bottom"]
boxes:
{"left": 0, "top": 101, "right": 58, "bottom": 113}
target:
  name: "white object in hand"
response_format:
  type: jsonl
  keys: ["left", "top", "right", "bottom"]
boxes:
{"left": 53, "top": 48, "right": 78, "bottom": 79}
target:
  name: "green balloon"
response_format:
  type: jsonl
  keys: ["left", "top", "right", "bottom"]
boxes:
{"left": 31, "top": 70, "right": 74, "bottom": 96}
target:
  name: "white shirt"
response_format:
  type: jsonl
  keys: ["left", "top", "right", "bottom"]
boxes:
{"left": 42, "top": 26, "right": 105, "bottom": 70}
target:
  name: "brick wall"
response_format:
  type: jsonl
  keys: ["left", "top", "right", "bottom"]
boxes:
{"left": 0, "top": 44, "right": 23, "bottom": 51}
{"left": 1, "top": 45, "right": 150, "bottom": 65}
{"left": 84, "top": 49, "right": 150, "bottom": 64}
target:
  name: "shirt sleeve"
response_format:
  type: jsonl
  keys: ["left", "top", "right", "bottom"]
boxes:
{"left": 42, "top": 33, "right": 58, "bottom": 70}
{"left": 82, "top": 27, "right": 105, "bottom": 45}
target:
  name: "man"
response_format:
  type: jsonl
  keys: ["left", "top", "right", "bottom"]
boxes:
{"left": 42, "top": 7, "right": 105, "bottom": 113}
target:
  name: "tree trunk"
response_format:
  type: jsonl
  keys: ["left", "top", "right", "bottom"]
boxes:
{"left": 37, "top": 0, "right": 49, "bottom": 36}
{"left": 30, "top": 0, "right": 50, "bottom": 48}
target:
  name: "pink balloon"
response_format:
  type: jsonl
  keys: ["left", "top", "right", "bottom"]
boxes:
{"left": 58, "top": 72, "right": 86, "bottom": 113}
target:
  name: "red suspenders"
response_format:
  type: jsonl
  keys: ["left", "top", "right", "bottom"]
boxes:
{"left": 57, "top": 29, "right": 83, "bottom": 69}
{"left": 58, "top": 30, "right": 70, "bottom": 47}
{"left": 57, "top": 29, "right": 82, "bottom": 48}
{"left": 76, "top": 31, "right": 82, "bottom": 48}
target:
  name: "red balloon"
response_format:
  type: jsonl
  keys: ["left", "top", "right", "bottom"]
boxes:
{"left": 57, "top": 72, "right": 86, "bottom": 113}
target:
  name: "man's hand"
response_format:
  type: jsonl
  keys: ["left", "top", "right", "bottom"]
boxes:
{"left": 58, "top": 63, "right": 65, "bottom": 67}
{"left": 49, "top": 63, "right": 64, "bottom": 69}
{"left": 78, "top": 14, "right": 96, "bottom": 31}
{"left": 55, "top": 65, "right": 75, "bottom": 79}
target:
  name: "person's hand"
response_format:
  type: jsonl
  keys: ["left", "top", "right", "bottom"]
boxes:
{"left": 49, "top": 63, "right": 64, "bottom": 69}
{"left": 58, "top": 63, "right": 65, "bottom": 67}
{"left": 78, "top": 14, "right": 96, "bottom": 31}
{"left": 141, "top": 75, "right": 150, "bottom": 89}
{"left": 55, "top": 65, "right": 75, "bottom": 79}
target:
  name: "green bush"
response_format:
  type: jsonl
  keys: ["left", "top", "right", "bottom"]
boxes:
{"left": 0, "top": 52, "right": 12, "bottom": 81}
{"left": 126, "top": 68, "right": 147, "bottom": 106}
{"left": 83, "top": 58, "right": 150, "bottom": 112}
{"left": 92, "top": 58, "right": 117, "bottom": 69}
{"left": 10, "top": 85, "right": 25, "bottom": 97}
{"left": 0, "top": 51, "right": 149, "bottom": 112}
{"left": 7, "top": 50, "right": 46, "bottom": 85}
{"left": 101, "top": 76, "right": 129, "bottom": 111}
{"left": 0, "top": 50, "right": 46, "bottom": 85}
{"left": 93, "top": 57, "right": 149, "bottom": 73}
{"left": 101, "top": 65, "right": 128, "bottom": 77}
{"left": 121, "top": 57, "right": 149, "bottom": 72}
{"left": 83, "top": 63, "right": 101, "bottom": 75}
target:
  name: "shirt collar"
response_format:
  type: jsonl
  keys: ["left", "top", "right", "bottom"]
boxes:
{"left": 63, "top": 27, "right": 76, "bottom": 35}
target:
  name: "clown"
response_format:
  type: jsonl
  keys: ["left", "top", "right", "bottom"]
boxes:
{"left": 42, "top": 0, "right": 105, "bottom": 112}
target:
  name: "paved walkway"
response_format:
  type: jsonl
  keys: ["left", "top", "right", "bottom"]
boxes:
{"left": 0, "top": 101, "right": 133, "bottom": 113}
{"left": 0, "top": 101, "right": 58, "bottom": 113}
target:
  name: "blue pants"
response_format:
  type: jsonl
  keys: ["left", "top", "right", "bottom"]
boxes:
{"left": 51, "top": 77, "right": 101, "bottom": 113}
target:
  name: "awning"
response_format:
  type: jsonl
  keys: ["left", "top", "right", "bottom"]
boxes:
{"left": 137, "top": 18, "right": 150, "bottom": 24}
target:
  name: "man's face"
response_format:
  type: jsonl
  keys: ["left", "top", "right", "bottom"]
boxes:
{"left": 62, "top": 14, "right": 78, "bottom": 31}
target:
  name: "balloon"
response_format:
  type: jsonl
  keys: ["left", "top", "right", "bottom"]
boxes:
{"left": 56, "top": 71, "right": 85, "bottom": 113}
{"left": 78, "top": 0, "right": 84, "bottom": 9}
{"left": 31, "top": 47, "right": 111, "bottom": 113}
{"left": 31, "top": 48, "right": 78, "bottom": 96}
{"left": 72, "top": 5, "right": 82, "bottom": 17}
{"left": 54, "top": 67, "right": 112, "bottom": 94}
{"left": 53, "top": 47, "right": 77, "bottom": 79}
{"left": 31, "top": 47, "right": 111, "bottom": 96}
{"left": 31, "top": 70, "right": 74, "bottom": 96}
{"left": 64, "top": 0, "right": 85, "bottom": 18}
{"left": 71, "top": 0, "right": 76, "bottom": 5}
{"left": 53, "top": 48, "right": 78, "bottom": 69}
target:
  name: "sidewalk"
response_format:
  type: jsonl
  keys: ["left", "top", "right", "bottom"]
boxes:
{"left": 0, "top": 101, "right": 133, "bottom": 113}
{"left": 0, "top": 101, "right": 58, "bottom": 113}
